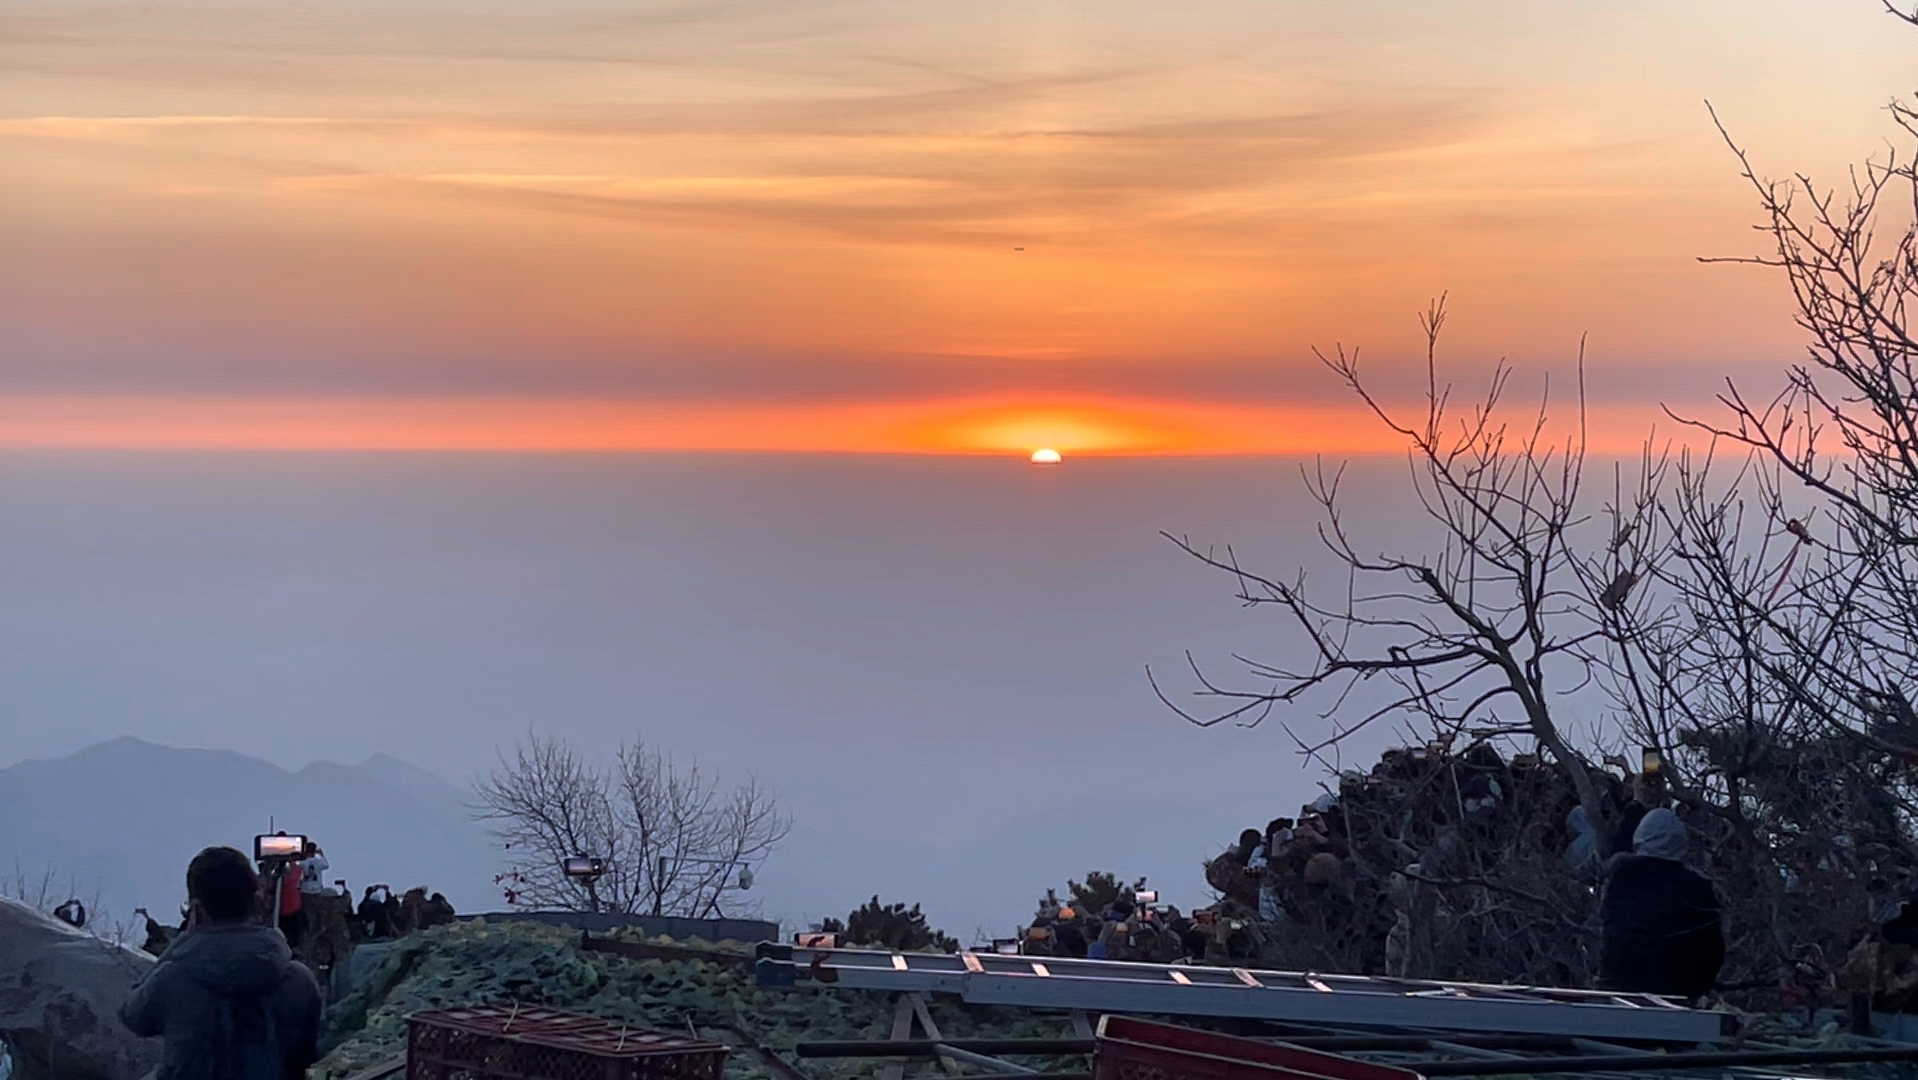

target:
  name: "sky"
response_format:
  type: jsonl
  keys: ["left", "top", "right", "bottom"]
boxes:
{"left": 2, "top": 2, "right": 1914, "bottom": 929}
{"left": 7, "top": 0, "right": 1914, "bottom": 453}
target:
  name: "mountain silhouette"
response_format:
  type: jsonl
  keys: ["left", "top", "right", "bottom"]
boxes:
{"left": 0, "top": 738, "right": 500, "bottom": 926}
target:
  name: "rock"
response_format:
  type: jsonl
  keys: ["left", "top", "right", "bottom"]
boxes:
{"left": 0, "top": 898, "right": 160, "bottom": 1080}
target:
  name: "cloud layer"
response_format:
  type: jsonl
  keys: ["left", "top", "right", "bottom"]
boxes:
{"left": 3, "top": 0, "right": 1909, "bottom": 451}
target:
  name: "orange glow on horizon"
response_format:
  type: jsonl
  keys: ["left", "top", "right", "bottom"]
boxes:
{"left": 0, "top": 395, "right": 1672, "bottom": 457}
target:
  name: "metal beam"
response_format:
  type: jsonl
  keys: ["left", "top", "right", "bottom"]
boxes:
{"left": 798, "top": 1040, "right": 1094, "bottom": 1058}
{"left": 934, "top": 1045, "right": 1037, "bottom": 1074}
{"left": 756, "top": 947, "right": 1732, "bottom": 1044}
{"left": 1414, "top": 1045, "right": 1918, "bottom": 1076}
{"left": 795, "top": 1035, "right": 1584, "bottom": 1059}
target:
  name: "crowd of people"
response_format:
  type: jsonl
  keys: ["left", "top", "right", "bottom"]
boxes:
{"left": 1021, "top": 888, "right": 1266, "bottom": 966}
{"left": 1009, "top": 735, "right": 1742, "bottom": 1002}
{"left": 137, "top": 835, "right": 458, "bottom": 971}
{"left": 1194, "top": 746, "right": 1729, "bottom": 1001}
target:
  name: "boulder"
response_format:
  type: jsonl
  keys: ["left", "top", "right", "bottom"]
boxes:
{"left": 0, "top": 898, "right": 159, "bottom": 1080}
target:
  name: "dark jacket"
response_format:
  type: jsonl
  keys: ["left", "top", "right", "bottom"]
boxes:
{"left": 1598, "top": 855, "right": 1725, "bottom": 998}
{"left": 1609, "top": 803, "right": 1649, "bottom": 857}
{"left": 119, "top": 923, "right": 323, "bottom": 1080}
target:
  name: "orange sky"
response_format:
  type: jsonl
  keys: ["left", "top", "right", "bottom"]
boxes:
{"left": 5, "top": 1, "right": 1912, "bottom": 454}
{"left": 0, "top": 394, "right": 1686, "bottom": 458}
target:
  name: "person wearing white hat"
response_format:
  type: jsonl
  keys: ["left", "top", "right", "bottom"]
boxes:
{"left": 1597, "top": 808, "right": 1725, "bottom": 999}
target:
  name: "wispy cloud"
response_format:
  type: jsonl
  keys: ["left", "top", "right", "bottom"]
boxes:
{"left": 1, "top": 0, "right": 1894, "bottom": 449}
{"left": 0, "top": 116, "right": 404, "bottom": 135}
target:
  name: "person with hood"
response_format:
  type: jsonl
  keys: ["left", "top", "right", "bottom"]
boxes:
{"left": 1598, "top": 808, "right": 1725, "bottom": 1000}
{"left": 120, "top": 846, "right": 323, "bottom": 1080}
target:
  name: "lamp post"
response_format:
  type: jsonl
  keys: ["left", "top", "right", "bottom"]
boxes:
{"left": 652, "top": 856, "right": 755, "bottom": 917}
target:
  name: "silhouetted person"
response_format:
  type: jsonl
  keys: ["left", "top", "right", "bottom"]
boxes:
{"left": 1236, "top": 828, "right": 1264, "bottom": 864}
{"left": 1598, "top": 809, "right": 1725, "bottom": 1000}
{"left": 1886, "top": 900, "right": 1918, "bottom": 947}
{"left": 269, "top": 834, "right": 306, "bottom": 951}
{"left": 1053, "top": 908, "right": 1089, "bottom": 958}
{"left": 1206, "top": 833, "right": 1264, "bottom": 909}
{"left": 1609, "top": 771, "right": 1662, "bottom": 855}
{"left": 53, "top": 898, "right": 87, "bottom": 928}
{"left": 120, "top": 846, "right": 323, "bottom": 1080}
{"left": 383, "top": 888, "right": 404, "bottom": 935}
{"left": 1180, "top": 926, "right": 1210, "bottom": 962}
{"left": 133, "top": 907, "right": 177, "bottom": 957}
{"left": 359, "top": 885, "right": 394, "bottom": 938}
{"left": 1095, "top": 898, "right": 1140, "bottom": 961}
{"left": 398, "top": 886, "right": 428, "bottom": 934}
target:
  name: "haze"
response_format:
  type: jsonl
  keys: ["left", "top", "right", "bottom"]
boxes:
{"left": 0, "top": 453, "right": 1459, "bottom": 932}
{"left": 2, "top": 0, "right": 1897, "bottom": 930}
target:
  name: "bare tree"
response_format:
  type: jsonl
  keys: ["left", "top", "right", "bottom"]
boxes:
{"left": 473, "top": 733, "right": 790, "bottom": 917}
{"left": 1153, "top": 298, "right": 1618, "bottom": 843}
{"left": 617, "top": 740, "right": 790, "bottom": 917}
{"left": 1164, "top": 3, "right": 1918, "bottom": 998}
{"left": 473, "top": 734, "right": 622, "bottom": 912}
{"left": 1587, "top": 14, "right": 1918, "bottom": 987}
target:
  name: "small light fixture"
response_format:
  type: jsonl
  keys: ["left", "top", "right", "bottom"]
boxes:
{"left": 563, "top": 854, "right": 606, "bottom": 880}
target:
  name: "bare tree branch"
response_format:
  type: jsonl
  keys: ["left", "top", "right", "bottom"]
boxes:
{"left": 1154, "top": 298, "right": 1615, "bottom": 844}
{"left": 473, "top": 733, "right": 789, "bottom": 916}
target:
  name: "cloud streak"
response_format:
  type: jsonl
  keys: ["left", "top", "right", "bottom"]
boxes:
{"left": 3, "top": 0, "right": 1905, "bottom": 451}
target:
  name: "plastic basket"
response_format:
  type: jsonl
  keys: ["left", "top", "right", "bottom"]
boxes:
{"left": 407, "top": 1004, "right": 730, "bottom": 1080}
{"left": 1093, "top": 1016, "right": 1423, "bottom": 1080}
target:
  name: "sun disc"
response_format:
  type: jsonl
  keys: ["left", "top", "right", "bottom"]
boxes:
{"left": 1030, "top": 448, "right": 1062, "bottom": 464}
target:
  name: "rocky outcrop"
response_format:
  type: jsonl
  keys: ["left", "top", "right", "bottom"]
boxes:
{"left": 0, "top": 898, "right": 159, "bottom": 1080}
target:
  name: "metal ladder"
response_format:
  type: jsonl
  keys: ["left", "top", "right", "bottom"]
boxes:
{"left": 754, "top": 945, "right": 1734, "bottom": 1043}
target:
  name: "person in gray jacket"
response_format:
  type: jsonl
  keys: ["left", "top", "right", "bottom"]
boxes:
{"left": 120, "top": 846, "right": 323, "bottom": 1080}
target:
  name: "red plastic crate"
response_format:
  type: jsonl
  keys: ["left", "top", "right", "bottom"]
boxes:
{"left": 407, "top": 1004, "right": 730, "bottom": 1080}
{"left": 1094, "top": 1016, "right": 1423, "bottom": 1080}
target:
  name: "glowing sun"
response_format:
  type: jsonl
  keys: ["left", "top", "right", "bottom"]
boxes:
{"left": 1030, "top": 448, "right": 1063, "bottom": 464}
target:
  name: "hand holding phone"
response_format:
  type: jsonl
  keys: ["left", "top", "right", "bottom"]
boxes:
{"left": 1641, "top": 747, "right": 1663, "bottom": 776}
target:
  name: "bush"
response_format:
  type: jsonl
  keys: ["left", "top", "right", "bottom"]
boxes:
{"left": 822, "top": 897, "right": 958, "bottom": 953}
{"left": 1065, "top": 872, "right": 1148, "bottom": 914}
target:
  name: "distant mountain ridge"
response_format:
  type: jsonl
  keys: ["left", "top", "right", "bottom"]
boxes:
{"left": 0, "top": 737, "right": 499, "bottom": 923}
{"left": 0, "top": 740, "right": 1247, "bottom": 938}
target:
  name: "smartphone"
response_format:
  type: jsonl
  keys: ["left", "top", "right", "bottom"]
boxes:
{"left": 1641, "top": 747, "right": 1663, "bottom": 776}
{"left": 254, "top": 834, "right": 306, "bottom": 861}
